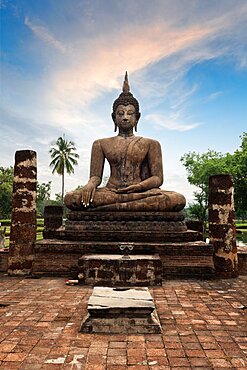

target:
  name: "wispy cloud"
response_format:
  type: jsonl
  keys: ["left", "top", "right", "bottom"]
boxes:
{"left": 41, "top": 1, "right": 247, "bottom": 130}
{"left": 207, "top": 91, "right": 223, "bottom": 101}
{"left": 145, "top": 113, "right": 201, "bottom": 132}
{"left": 24, "top": 16, "right": 66, "bottom": 53}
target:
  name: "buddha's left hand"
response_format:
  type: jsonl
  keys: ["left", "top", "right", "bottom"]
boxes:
{"left": 114, "top": 184, "right": 143, "bottom": 194}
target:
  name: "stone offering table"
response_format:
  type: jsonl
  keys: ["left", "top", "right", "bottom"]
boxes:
{"left": 80, "top": 287, "right": 161, "bottom": 334}
{"left": 78, "top": 254, "right": 162, "bottom": 286}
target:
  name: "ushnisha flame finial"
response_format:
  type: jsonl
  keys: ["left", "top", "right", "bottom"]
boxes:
{"left": 112, "top": 72, "right": 141, "bottom": 131}
{"left": 122, "top": 71, "right": 130, "bottom": 93}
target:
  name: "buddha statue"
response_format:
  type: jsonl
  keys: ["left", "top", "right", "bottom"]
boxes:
{"left": 64, "top": 73, "right": 186, "bottom": 212}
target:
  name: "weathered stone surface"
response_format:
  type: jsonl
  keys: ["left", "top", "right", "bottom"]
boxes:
{"left": 33, "top": 239, "right": 214, "bottom": 278}
{"left": 55, "top": 225, "right": 199, "bottom": 243}
{"left": 80, "top": 287, "right": 161, "bottom": 334}
{"left": 0, "top": 251, "right": 8, "bottom": 272}
{"left": 208, "top": 174, "right": 238, "bottom": 278}
{"left": 78, "top": 254, "right": 162, "bottom": 286}
{"left": 186, "top": 220, "right": 204, "bottom": 240}
{"left": 90, "top": 286, "right": 152, "bottom": 300}
{"left": 237, "top": 246, "right": 247, "bottom": 275}
{"left": 57, "top": 210, "right": 194, "bottom": 243}
{"left": 8, "top": 150, "right": 37, "bottom": 276}
{"left": 68, "top": 210, "right": 185, "bottom": 221}
{"left": 81, "top": 312, "right": 161, "bottom": 334}
{"left": 43, "top": 205, "right": 63, "bottom": 239}
{"left": 209, "top": 174, "right": 234, "bottom": 189}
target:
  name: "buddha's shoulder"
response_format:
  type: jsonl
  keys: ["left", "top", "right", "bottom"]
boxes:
{"left": 140, "top": 137, "right": 161, "bottom": 146}
{"left": 92, "top": 137, "right": 116, "bottom": 146}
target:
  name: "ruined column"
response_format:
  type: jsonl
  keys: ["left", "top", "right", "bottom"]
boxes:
{"left": 8, "top": 150, "right": 37, "bottom": 275}
{"left": 208, "top": 174, "right": 238, "bottom": 278}
{"left": 43, "top": 205, "right": 63, "bottom": 239}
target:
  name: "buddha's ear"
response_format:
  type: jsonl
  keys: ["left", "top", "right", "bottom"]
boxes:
{"left": 112, "top": 113, "right": 117, "bottom": 132}
{"left": 135, "top": 113, "right": 141, "bottom": 130}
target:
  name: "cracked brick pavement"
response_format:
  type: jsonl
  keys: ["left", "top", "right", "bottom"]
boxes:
{"left": 0, "top": 275, "right": 246, "bottom": 369}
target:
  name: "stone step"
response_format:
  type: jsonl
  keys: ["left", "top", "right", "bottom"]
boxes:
{"left": 54, "top": 228, "right": 199, "bottom": 243}
{"left": 68, "top": 210, "right": 185, "bottom": 222}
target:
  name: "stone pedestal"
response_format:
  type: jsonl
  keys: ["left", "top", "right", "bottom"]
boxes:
{"left": 208, "top": 174, "right": 238, "bottom": 278}
{"left": 33, "top": 209, "right": 214, "bottom": 280}
{"left": 8, "top": 150, "right": 37, "bottom": 276}
{"left": 80, "top": 287, "right": 161, "bottom": 334}
{"left": 78, "top": 254, "right": 162, "bottom": 286}
{"left": 57, "top": 211, "right": 200, "bottom": 243}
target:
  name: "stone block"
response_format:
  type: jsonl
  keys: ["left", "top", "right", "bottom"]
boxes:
{"left": 78, "top": 254, "right": 162, "bottom": 286}
{"left": 80, "top": 287, "right": 161, "bottom": 334}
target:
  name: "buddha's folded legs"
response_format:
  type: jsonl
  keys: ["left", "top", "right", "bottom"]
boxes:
{"left": 64, "top": 188, "right": 186, "bottom": 212}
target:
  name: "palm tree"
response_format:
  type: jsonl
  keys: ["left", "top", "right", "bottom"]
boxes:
{"left": 49, "top": 135, "right": 79, "bottom": 203}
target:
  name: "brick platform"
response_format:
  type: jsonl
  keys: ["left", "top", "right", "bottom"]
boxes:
{"left": 33, "top": 240, "right": 214, "bottom": 279}
{"left": 0, "top": 275, "right": 246, "bottom": 369}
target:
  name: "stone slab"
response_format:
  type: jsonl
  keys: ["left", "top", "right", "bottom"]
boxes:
{"left": 88, "top": 287, "right": 154, "bottom": 315}
{"left": 80, "top": 287, "right": 162, "bottom": 334}
{"left": 90, "top": 286, "right": 152, "bottom": 300}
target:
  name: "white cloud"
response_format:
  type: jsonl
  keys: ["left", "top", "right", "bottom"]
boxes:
{"left": 24, "top": 16, "right": 66, "bottom": 53}
{"left": 145, "top": 114, "right": 201, "bottom": 132}
{"left": 206, "top": 91, "right": 223, "bottom": 101}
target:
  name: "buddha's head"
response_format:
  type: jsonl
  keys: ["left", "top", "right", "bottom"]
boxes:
{"left": 112, "top": 72, "right": 141, "bottom": 132}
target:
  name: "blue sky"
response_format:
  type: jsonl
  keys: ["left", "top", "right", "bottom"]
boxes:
{"left": 1, "top": 0, "right": 247, "bottom": 203}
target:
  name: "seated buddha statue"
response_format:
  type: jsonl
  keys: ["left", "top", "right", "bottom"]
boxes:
{"left": 64, "top": 73, "right": 186, "bottom": 212}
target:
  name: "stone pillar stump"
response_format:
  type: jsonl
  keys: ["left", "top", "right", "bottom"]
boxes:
{"left": 8, "top": 150, "right": 37, "bottom": 275}
{"left": 43, "top": 205, "right": 63, "bottom": 239}
{"left": 208, "top": 174, "right": 238, "bottom": 278}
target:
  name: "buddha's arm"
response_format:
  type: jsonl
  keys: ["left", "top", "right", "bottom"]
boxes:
{"left": 116, "top": 139, "right": 163, "bottom": 194}
{"left": 82, "top": 140, "right": 105, "bottom": 206}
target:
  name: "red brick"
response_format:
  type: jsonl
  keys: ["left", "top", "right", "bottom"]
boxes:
{"left": 185, "top": 349, "right": 205, "bottom": 358}
{"left": 3, "top": 353, "right": 27, "bottom": 362}
{"left": 210, "top": 358, "right": 233, "bottom": 368}
{"left": 169, "top": 357, "right": 190, "bottom": 367}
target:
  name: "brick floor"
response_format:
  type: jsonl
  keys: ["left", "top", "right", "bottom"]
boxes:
{"left": 0, "top": 275, "right": 246, "bottom": 369}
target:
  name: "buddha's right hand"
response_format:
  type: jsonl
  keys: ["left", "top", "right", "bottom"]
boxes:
{"left": 82, "top": 183, "right": 96, "bottom": 207}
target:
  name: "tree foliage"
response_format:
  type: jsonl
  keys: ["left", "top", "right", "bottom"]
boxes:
{"left": 0, "top": 166, "right": 14, "bottom": 218}
{"left": 37, "top": 181, "right": 52, "bottom": 217}
{"left": 181, "top": 133, "right": 247, "bottom": 221}
{"left": 49, "top": 135, "right": 79, "bottom": 202}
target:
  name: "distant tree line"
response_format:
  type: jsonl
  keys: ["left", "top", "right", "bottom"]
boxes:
{"left": 181, "top": 132, "right": 247, "bottom": 222}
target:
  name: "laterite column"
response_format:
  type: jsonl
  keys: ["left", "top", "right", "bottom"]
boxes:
{"left": 208, "top": 174, "right": 238, "bottom": 278}
{"left": 8, "top": 150, "right": 37, "bottom": 275}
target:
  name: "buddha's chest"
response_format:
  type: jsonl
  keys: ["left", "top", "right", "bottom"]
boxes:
{"left": 103, "top": 138, "right": 148, "bottom": 166}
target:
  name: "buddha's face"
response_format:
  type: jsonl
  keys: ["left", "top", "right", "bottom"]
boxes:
{"left": 115, "top": 104, "right": 137, "bottom": 131}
